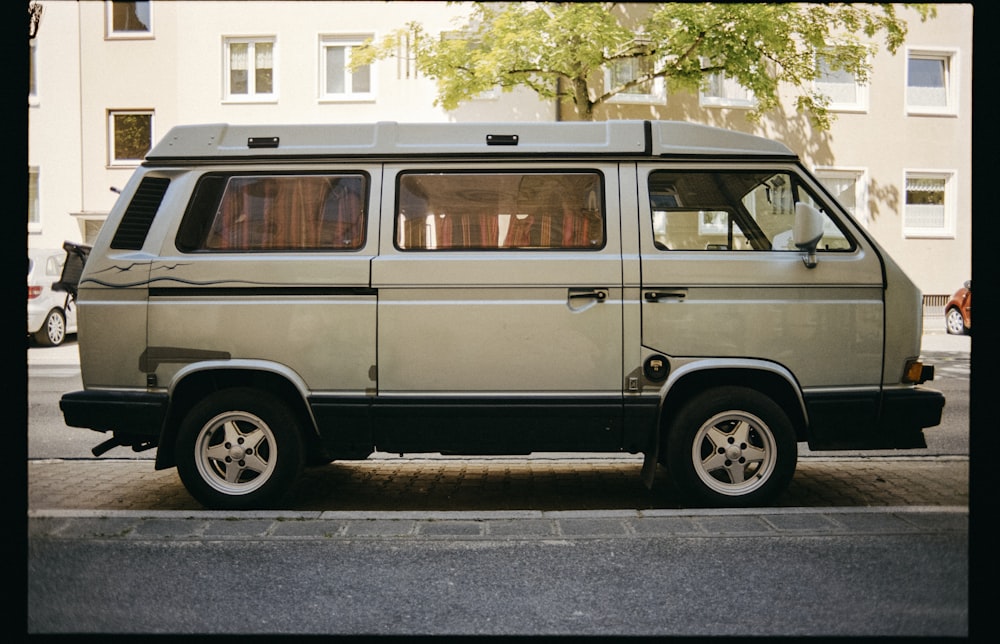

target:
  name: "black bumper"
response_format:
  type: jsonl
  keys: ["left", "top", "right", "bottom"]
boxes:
{"left": 805, "top": 386, "right": 945, "bottom": 451}
{"left": 60, "top": 390, "right": 168, "bottom": 437}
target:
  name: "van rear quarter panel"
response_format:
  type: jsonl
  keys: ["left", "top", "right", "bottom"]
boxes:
{"left": 144, "top": 165, "right": 381, "bottom": 394}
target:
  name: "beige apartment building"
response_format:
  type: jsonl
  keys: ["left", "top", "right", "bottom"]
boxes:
{"left": 27, "top": 1, "right": 971, "bottom": 303}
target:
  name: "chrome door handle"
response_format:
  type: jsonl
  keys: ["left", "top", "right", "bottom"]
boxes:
{"left": 569, "top": 289, "right": 608, "bottom": 301}
{"left": 644, "top": 289, "right": 686, "bottom": 302}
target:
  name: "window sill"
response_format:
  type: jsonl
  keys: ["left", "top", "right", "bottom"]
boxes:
{"left": 827, "top": 105, "right": 869, "bottom": 114}
{"left": 105, "top": 34, "right": 155, "bottom": 41}
{"left": 319, "top": 96, "right": 377, "bottom": 104}
{"left": 608, "top": 96, "right": 667, "bottom": 105}
{"left": 699, "top": 101, "right": 755, "bottom": 110}
{"left": 903, "top": 231, "right": 956, "bottom": 240}
{"left": 905, "top": 107, "right": 958, "bottom": 118}
{"left": 222, "top": 98, "right": 279, "bottom": 105}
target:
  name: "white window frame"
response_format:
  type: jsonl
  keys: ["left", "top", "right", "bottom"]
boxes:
{"left": 29, "top": 166, "right": 41, "bottom": 232}
{"left": 319, "top": 35, "right": 375, "bottom": 102}
{"left": 902, "top": 170, "right": 957, "bottom": 239}
{"left": 107, "top": 110, "right": 154, "bottom": 167}
{"left": 905, "top": 47, "right": 959, "bottom": 117}
{"left": 699, "top": 64, "right": 755, "bottom": 108}
{"left": 29, "top": 38, "right": 39, "bottom": 107}
{"left": 605, "top": 57, "right": 666, "bottom": 105}
{"left": 105, "top": 0, "right": 153, "bottom": 40}
{"left": 224, "top": 37, "right": 277, "bottom": 102}
{"left": 814, "top": 167, "right": 870, "bottom": 229}
{"left": 814, "top": 57, "right": 868, "bottom": 113}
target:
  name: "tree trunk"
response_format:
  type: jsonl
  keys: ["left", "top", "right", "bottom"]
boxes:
{"left": 573, "top": 77, "right": 594, "bottom": 121}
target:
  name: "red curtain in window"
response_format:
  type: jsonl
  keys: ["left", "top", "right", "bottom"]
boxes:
{"left": 209, "top": 176, "right": 364, "bottom": 250}
{"left": 434, "top": 211, "right": 499, "bottom": 249}
{"left": 317, "top": 179, "right": 363, "bottom": 249}
{"left": 502, "top": 215, "right": 532, "bottom": 247}
{"left": 276, "top": 178, "right": 328, "bottom": 249}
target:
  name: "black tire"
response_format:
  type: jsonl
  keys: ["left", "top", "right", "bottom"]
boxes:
{"left": 34, "top": 309, "right": 66, "bottom": 347}
{"left": 945, "top": 307, "right": 967, "bottom": 335}
{"left": 665, "top": 386, "right": 796, "bottom": 508}
{"left": 175, "top": 388, "right": 305, "bottom": 510}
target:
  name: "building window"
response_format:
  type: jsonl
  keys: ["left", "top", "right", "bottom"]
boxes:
{"left": 903, "top": 171, "right": 956, "bottom": 238}
{"left": 29, "top": 38, "right": 38, "bottom": 105}
{"left": 106, "top": 1, "right": 152, "bottom": 38}
{"left": 906, "top": 49, "right": 958, "bottom": 116}
{"left": 321, "top": 36, "right": 373, "bottom": 101}
{"left": 606, "top": 56, "right": 665, "bottom": 104}
{"left": 815, "top": 58, "right": 868, "bottom": 112}
{"left": 225, "top": 38, "right": 276, "bottom": 101}
{"left": 109, "top": 110, "right": 153, "bottom": 165}
{"left": 815, "top": 168, "right": 868, "bottom": 228}
{"left": 699, "top": 62, "right": 755, "bottom": 108}
{"left": 29, "top": 166, "right": 40, "bottom": 230}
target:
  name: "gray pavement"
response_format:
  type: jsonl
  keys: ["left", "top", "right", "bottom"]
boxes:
{"left": 27, "top": 324, "right": 970, "bottom": 537}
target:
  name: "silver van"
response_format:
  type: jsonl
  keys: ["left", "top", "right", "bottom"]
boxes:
{"left": 60, "top": 120, "right": 944, "bottom": 510}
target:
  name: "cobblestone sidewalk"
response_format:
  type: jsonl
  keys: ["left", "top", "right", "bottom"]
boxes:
{"left": 28, "top": 455, "right": 969, "bottom": 513}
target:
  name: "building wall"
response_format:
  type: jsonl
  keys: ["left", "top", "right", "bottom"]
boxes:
{"left": 27, "top": 1, "right": 83, "bottom": 250}
{"left": 27, "top": 1, "right": 971, "bottom": 299}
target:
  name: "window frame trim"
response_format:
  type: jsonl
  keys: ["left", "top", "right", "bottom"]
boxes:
{"left": 604, "top": 58, "right": 666, "bottom": 105}
{"left": 813, "top": 166, "right": 870, "bottom": 228}
{"left": 28, "top": 166, "right": 41, "bottom": 233}
{"left": 105, "top": 0, "right": 154, "bottom": 40}
{"left": 813, "top": 54, "right": 870, "bottom": 114}
{"left": 698, "top": 71, "right": 756, "bottom": 109}
{"left": 905, "top": 46, "right": 959, "bottom": 117}
{"left": 901, "top": 168, "right": 957, "bottom": 239}
{"left": 107, "top": 109, "right": 155, "bottom": 167}
{"left": 318, "top": 34, "right": 377, "bottom": 103}
{"left": 222, "top": 35, "right": 278, "bottom": 103}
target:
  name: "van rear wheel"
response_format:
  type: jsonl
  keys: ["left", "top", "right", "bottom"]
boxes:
{"left": 175, "top": 388, "right": 304, "bottom": 510}
{"left": 665, "top": 386, "right": 796, "bottom": 508}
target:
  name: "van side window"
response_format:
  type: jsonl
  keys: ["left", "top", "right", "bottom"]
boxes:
{"left": 177, "top": 174, "right": 367, "bottom": 251}
{"left": 648, "top": 170, "right": 853, "bottom": 252}
{"left": 396, "top": 172, "right": 605, "bottom": 250}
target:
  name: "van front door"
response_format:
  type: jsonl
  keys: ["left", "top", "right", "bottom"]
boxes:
{"left": 371, "top": 165, "right": 624, "bottom": 453}
{"left": 637, "top": 165, "right": 885, "bottom": 390}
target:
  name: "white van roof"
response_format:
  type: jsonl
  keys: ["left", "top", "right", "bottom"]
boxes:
{"left": 145, "top": 120, "right": 795, "bottom": 161}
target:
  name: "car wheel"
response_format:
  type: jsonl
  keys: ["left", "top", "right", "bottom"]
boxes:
{"left": 34, "top": 309, "right": 66, "bottom": 347}
{"left": 665, "top": 386, "right": 796, "bottom": 508}
{"left": 175, "top": 388, "right": 305, "bottom": 510}
{"left": 945, "top": 307, "right": 967, "bottom": 335}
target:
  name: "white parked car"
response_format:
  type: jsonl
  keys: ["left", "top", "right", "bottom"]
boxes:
{"left": 27, "top": 248, "right": 79, "bottom": 346}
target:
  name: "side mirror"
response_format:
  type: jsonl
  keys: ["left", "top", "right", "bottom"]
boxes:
{"left": 793, "top": 202, "right": 824, "bottom": 268}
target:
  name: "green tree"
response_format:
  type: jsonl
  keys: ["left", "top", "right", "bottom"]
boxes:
{"left": 352, "top": 2, "right": 935, "bottom": 126}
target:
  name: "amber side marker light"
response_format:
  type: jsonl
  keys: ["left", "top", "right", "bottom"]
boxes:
{"left": 904, "top": 359, "right": 934, "bottom": 384}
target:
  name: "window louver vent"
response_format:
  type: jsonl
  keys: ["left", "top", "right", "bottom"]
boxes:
{"left": 110, "top": 177, "right": 171, "bottom": 250}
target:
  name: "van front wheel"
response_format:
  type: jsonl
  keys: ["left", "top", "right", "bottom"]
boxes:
{"left": 665, "top": 387, "right": 796, "bottom": 508}
{"left": 175, "top": 389, "right": 304, "bottom": 510}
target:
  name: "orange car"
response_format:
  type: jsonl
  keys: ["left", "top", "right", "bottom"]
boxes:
{"left": 944, "top": 280, "right": 971, "bottom": 335}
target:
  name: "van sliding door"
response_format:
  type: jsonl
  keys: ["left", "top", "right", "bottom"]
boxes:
{"left": 371, "top": 164, "right": 625, "bottom": 453}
